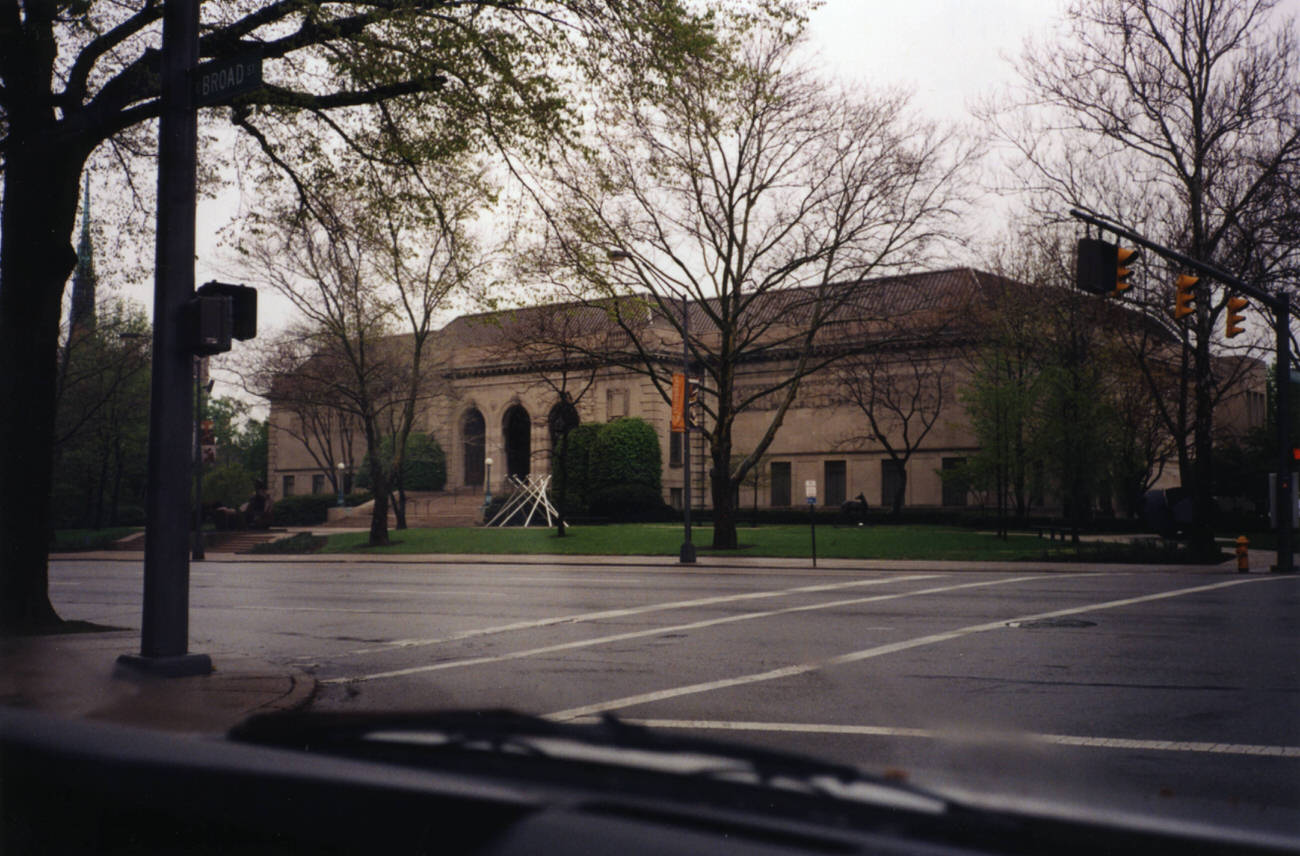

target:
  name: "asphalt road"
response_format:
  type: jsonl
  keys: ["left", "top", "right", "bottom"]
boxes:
{"left": 49, "top": 557, "right": 1300, "bottom": 835}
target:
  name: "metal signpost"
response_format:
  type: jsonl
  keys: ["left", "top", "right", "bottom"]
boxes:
{"left": 119, "top": 2, "right": 264, "bottom": 677}
{"left": 806, "top": 480, "right": 818, "bottom": 568}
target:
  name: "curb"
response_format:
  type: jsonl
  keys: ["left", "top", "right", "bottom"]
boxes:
{"left": 254, "top": 667, "right": 318, "bottom": 716}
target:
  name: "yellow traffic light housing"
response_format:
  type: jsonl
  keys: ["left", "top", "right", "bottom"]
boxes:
{"left": 1226, "top": 295, "right": 1248, "bottom": 338}
{"left": 1174, "top": 274, "right": 1198, "bottom": 320}
{"left": 1113, "top": 246, "right": 1140, "bottom": 296}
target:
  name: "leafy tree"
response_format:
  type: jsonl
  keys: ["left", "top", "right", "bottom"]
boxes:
{"left": 50, "top": 299, "right": 151, "bottom": 530}
{"left": 1, "top": 0, "right": 708, "bottom": 633}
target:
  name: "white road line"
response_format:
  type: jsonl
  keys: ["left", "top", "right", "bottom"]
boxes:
{"left": 371, "top": 589, "right": 510, "bottom": 597}
{"left": 344, "top": 573, "right": 948, "bottom": 656}
{"left": 546, "top": 576, "right": 1288, "bottom": 721}
{"left": 571, "top": 718, "right": 1300, "bottom": 758}
{"left": 324, "top": 575, "right": 1051, "bottom": 684}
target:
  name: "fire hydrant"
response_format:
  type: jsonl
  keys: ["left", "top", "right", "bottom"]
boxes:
{"left": 1236, "top": 535, "right": 1250, "bottom": 573}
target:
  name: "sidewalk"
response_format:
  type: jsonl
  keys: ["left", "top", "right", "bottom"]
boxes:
{"left": 0, "top": 628, "right": 315, "bottom": 735}
{"left": 50, "top": 540, "right": 1285, "bottom": 575}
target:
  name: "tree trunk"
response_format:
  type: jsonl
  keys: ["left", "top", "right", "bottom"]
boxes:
{"left": 709, "top": 445, "right": 738, "bottom": 549}
{"left": 891, "top": 468, "right": 907, "bottom": 517}
{"left": 392, "top": 487, "right": 408, "bottom": 530}
{"left": 0, "top": 142, "right": 83, "bottom": 633}
{"left": 365, "top": 431, "right": 391, "bottom": 546}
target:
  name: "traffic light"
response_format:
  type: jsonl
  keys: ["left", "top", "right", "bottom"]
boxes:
{"left": 184, "top": 281, "right": 257, "bottom": 356}
{"left": 1076, "top": 237, "right": 1140, "bottom": 297}
{"left": 1076, "top": 237, "right": 1113, "bottom": 295}
{"left": 197, "top": 280, "right": 257, "bottom": 341}
{"left": 1174, "top": 274, "right": 1198, "bottom": 320}
{"left": 1113, "top": 246, "right": 1140, "bottom": 296}
{"left": 686, "top": 377, "right": 702, "bottom": 428}
{"left": 1225, "top": 295, "right": 1248, "bottom": 338}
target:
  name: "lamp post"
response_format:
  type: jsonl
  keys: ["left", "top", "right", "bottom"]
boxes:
{"left": 483, "top": 457, "right": 494, "bottom": 515}
{"left": 679, "top": 294, "right": 696, "bottom": 564}
{"left": 336, "top": 460, "right": 346, "bottom": 506}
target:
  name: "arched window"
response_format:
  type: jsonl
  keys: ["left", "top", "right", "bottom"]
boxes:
{"left": 503, "top": 405, "right": 531, "bottom": 480}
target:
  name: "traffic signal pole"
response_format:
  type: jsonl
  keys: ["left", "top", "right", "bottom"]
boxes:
{"left": 118, "top": 0, "right": 212, "bottom": 676}
{"left": 1276, "top": 292, "right": 1293, "bottom": 573}
{"left": 1070, "top": 208, "right": 1294, "bottom": 574}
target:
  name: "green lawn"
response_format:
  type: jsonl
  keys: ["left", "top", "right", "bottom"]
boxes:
{"left": 320, "top": 523, "right": 1107, "bottom": 561}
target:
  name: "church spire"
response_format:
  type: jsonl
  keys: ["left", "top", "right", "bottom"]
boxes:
{"left": 69, "top": 179, "right": 97, "bottom": 335}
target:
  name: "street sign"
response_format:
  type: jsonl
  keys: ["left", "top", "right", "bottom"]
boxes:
{"left": 193, "top": 51, "right": 262, "bottom": 107}
{"left": 805, "top": 480, "right": 816, "bottom": 499}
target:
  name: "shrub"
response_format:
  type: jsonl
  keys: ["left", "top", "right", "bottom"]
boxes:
{"left": 356, "top": 432, "right": 447, "bottom": 492}
{"left": 203, "top": 463, "right": 255, "bottom": 508}
{"left": 554, "top": 422, "right": 604, "bottom": 511}
{"left": 586, "top": 483, "right": 673, "bottom": 521}
{"left": 592, "top": 418, "right": 661, "bottom": 493}
{"left": 271, "top": 494, "right": 336, "bottom": 526}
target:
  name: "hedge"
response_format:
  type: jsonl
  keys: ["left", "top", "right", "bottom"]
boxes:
{"left": 554, "top": 422, "right": 604, "bottom": 512}
{"left": 591, "top": 418, "right": 662, "bottom": 495}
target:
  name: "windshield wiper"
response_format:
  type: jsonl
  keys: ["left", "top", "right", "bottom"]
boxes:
{"left": 229, "top": 708, "right": 948, "bottom": 815}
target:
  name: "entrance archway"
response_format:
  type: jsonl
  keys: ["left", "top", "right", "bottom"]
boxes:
{"left": 462, "top": 408, "right": 485, "bottom": 486}
{"left": 503, "top": 405, "right": 531, "bottom": 480}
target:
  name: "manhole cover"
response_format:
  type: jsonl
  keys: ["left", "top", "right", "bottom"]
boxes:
{"left": 1006, "top": 618, "right": 1097, "bottom": 629}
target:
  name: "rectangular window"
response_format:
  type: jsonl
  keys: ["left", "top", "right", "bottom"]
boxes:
{"left": 670, "top": 487, "right": 683, "bottom": 510}
{"left": 669, "top": 432, "right": 682, "bottom": 468}
{"left": 282, "top": 475, "right": 295, "bottom": 497}
{"left": 941, "top": 458, "right": 968, "bottom": 507}
{"left": 607, "top": 388, "right": 628, "bottom": 420}
{"left": 770, "top": 462, "right": 791, "bottom": 507}
{"left": 881, "top": 460, "right": 905, "bottom": 509}
{"left": 824, "top": 461, "right": 846, "bottom": 507}
{"left": 312, "top": 474, "right": 326, "bottom": 495}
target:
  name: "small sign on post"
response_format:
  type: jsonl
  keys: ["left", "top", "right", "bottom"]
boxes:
{"left": 805, "top": 480, "right": 817, "bottom": 568}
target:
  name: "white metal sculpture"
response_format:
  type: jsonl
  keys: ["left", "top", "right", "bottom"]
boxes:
{"left": 485, "top": 474, "right": 565, "bottom": 528}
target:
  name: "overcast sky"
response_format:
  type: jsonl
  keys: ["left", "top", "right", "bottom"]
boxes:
{"left": 805, "top": 0, "right": 1067, "bottom": 120}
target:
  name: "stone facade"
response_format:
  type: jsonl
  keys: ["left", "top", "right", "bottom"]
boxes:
{"left": 267, "top": 267, "right": 1267, "bottom": 512}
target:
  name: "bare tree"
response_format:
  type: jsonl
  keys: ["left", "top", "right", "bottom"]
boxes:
{"left": 240, "top": 161, "right": 478, "bottom": 545}
{"left": 533, "top": 10, "right": 975, "bottom": 548}
{"left": 251, "top": 338, "right": 361, "bottom": 495}
{"left": 984, "top": 0, "right": 1300, "bottom": 555}
{"left": 834, "top": 353, "right": 948, "bottom": 517}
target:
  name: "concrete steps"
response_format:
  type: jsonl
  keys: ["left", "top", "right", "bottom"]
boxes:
{"left": 206, "top": 529, "right": 288, "bottom": 553}
{"left": 107, "top": 529, "right": 288, "bottom": 553}
{"left": 322, "top": 490, "right": 485, "bottom": 529}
